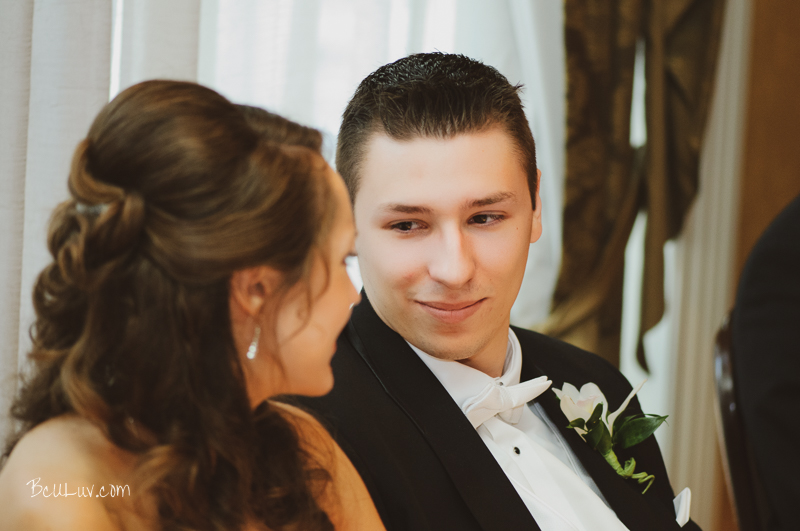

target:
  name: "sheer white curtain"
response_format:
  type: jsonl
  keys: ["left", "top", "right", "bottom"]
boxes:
{"left": 118, "top": 0, "right": 201, "bottom": 88}
{"left": 0, "top": 0, "right": 562, "bottom": 448}
{"left": 0, "top": 0, "right": 112, "bottom": 441}
{"left": 0, "top": 0, "right": 33, "bottom": 443}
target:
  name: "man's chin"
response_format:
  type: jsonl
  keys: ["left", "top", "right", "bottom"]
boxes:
{"left": 378, "top": 303, "right": 487, "bottom": 358}
{"left": 404, "top": 333, "right": 478, "bottom": 362}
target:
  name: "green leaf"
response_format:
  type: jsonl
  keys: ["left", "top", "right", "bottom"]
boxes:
{"left": 613, "top": 413, "right": 637, "bottom": 435}
{"left": 567, "top": 418, "right": 586, "bottom": 430}
{"left": 585, "top": 415, "right": 613, "bottom": 454}
{"left": 586, "top": 403, "right": 604, "bottom": 429}
{"left": 614, "top": 415, "right": 668, "bottom": 449}
{"left": 612, "top": 415, "right": 640, "bottom": 444}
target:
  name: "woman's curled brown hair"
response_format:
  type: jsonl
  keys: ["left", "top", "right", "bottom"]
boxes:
{"left": 3, "top": 80, "right": 338, "bottom": 530}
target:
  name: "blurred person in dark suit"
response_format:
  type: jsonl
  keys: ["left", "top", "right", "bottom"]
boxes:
{"left": 732, "top": 192, "right": 800, "bottom": 531}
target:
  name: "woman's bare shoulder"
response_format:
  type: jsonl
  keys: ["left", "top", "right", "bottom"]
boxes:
{"left": 268, "top": 400, "right": 385, "bottom": 531}
{"left": 0, "top": 415, "right": 139, "bottom": 530}
{"left": 2, "top": 415, "right": 121, "bottom": 480}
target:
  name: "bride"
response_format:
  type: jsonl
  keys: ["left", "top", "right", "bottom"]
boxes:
{"left": 0, "top": 80, "right": 384, "bottom": 530}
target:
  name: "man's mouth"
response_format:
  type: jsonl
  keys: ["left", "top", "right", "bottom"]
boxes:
{"left": 415, "top": 298, "right": 486, "bottom": 323}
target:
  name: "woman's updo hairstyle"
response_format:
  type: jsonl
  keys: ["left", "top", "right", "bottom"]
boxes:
{"left": 8, "top": 81, "right": 337, "bottom": 530}
{"left": 237, "top": 103, "right": 324, "bottom": 152}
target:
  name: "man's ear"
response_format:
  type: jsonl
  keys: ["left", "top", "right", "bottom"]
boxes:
{"left": 229, "top": 266, "right": 283, "bottom": 318}
{"left": 530, "top": 168, "right": 543, "bottom": 244}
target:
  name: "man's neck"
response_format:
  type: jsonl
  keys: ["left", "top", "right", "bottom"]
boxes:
{"left": 456, "top": 327, "right": 510, "bottom": 378}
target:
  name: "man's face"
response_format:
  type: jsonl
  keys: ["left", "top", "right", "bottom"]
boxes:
{"left": 354, "top": 127, "right": 542, "bottom": 375}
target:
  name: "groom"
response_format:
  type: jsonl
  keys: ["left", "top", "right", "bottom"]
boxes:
{"left": 293, "top": 53, "right": 698, "bottom": 531}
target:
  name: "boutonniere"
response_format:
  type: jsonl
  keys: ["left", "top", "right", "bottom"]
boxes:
{"left": 552, "top": 380, "right": 667, "bottom": 493}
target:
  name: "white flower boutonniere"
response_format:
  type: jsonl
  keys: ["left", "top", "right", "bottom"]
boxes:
{"left": 553, "top": 380, "right": 667, "bottom": 493}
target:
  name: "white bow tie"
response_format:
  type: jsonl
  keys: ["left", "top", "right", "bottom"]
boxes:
{"left": 462, "top": 375, "right": 552, "bottom": 428}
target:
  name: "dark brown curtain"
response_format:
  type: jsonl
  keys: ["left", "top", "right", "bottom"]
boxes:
{"left": 540, "top": 0, "right": 725, "bottom": 369}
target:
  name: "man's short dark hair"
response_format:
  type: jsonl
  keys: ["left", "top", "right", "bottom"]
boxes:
{"left": 336, "top": 52, "right": 537, "bottom": 208}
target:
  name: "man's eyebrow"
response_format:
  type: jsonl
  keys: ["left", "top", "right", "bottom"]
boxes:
{"left": 377, "top": 193, "right": 517, "bottom": 214}
{"left": 378, "top": 204, "right": 433, "bottom": 215}
{"left": 467, "top": 192, "right": 517, "bottom": 209}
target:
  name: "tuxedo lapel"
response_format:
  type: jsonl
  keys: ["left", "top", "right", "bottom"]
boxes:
{"left": 517, "top": 333, "right": 681, "bottom": 531}
{"left": 348, "top": 297, "right": 540, "bottom": 531}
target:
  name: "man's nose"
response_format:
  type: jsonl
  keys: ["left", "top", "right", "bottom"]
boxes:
{"left": 427, "top": 225, "right": 475, "bottom": 288}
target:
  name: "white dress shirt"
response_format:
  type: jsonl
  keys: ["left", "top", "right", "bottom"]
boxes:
{"left": 409, "top": 329, "right": 630, "bottom": 531}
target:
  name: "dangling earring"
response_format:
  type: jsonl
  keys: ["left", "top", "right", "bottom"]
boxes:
{"left": 247, "top": 325, "right": 261, "bottom": 360}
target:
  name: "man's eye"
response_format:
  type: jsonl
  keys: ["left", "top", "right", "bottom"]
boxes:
{"left": 470, "top": 214, "right": 503, "bottom": 225}
{"left": 391, "top": 221, "right": 419, "bottom": 232}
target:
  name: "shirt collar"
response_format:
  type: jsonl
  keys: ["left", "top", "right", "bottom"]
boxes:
{"left": 408, "top": 328, "right": 523, "bottom": 409}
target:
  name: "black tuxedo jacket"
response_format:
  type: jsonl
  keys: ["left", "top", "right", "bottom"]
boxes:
{"left": 732, "top": 193, "right": 800, "bottom": 530}
{"left": 292, "top": 296, "right": 699, "bottom": 531}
